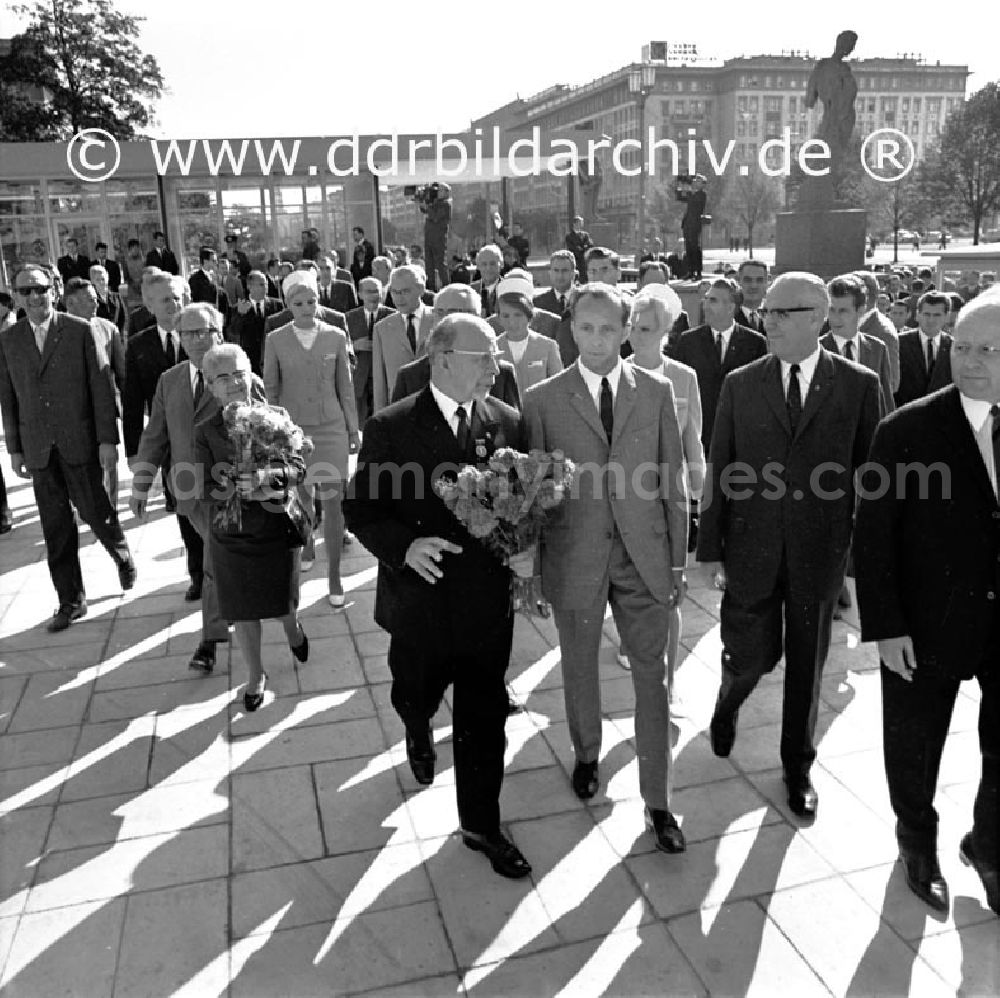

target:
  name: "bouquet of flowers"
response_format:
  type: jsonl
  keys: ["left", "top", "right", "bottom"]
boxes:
{"left": 215, "top": 402, "right": 312, "bottom": 533}
{"left": 434, "top": 447, "right": 575, "bottom": 615}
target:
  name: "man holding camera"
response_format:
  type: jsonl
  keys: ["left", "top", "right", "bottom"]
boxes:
{"left": 420, "top": 182, "right": 453, "bottom": 294}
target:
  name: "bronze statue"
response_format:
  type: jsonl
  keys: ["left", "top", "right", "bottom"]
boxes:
{"left": 805, "top": 30, "right": 859, "bottom": 160}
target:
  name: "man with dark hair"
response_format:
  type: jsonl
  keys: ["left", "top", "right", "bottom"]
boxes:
{"left": 57, "top": 237, "right": 91, "bottom": 285}
{"left": 93, "top": 241, "right": 122, "bottom": 292}
{"left": 555, "top": 247, "right": 632, "bottom": 366}
{"left": 735, "top": 260, "right": 768, "bottom": 333}
{"left": 534, "top": 250, "right": 576, "bottom": 318}
{"left": 227, "top": 270, "right": 283, "bottom": 376}
{"left": 300, "top": 228, "right": 322, "bottom": 262}
{"left": 350, "top": 226, "right": 375, "bottom": 287}
{"left": 0, "top": 264, "right": 135, "bottom": 629}
{"left": 895, "top": 291, "right": 953, "bottom": 408}
{"left": 145, "top": 231, "right": 179, "bottom": 275}
{"left": 90, "top": 264, "right": 127, "bottom": 335}
{"left": 852, "top": 270, "right": 900, "bottom": 393}
{"left": 670, "top": 277, "right": 767, "bottom": 449}
{"left": 682, "top": 175, "right": 708, "bottom": 280}
{"left": 317, "top": 256, "right": 358, "bottom": 313}
{"left": 188, "top": 248, "right": 231, "bottom": 318}
{"left": 565, "top": 216, "right": 593, "bottom": 282}
{"left": 265, "top": 258, "right": 282, "bottom": 300}
{"left": 506, "top": 221, "right": 530, "bottom": 268}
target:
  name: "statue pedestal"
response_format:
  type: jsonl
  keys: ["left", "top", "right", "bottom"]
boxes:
{"left": 774, "top": 207, "right": 867, "bottom": 279}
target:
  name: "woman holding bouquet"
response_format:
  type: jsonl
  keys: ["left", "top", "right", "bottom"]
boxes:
{"left": 620, "top": 286, "right": 706, "bottom": 694}
{"left": 196, "top": 344, "right": 310, "bottom": 711}
{"left": 264, "top": 270, "right": 359, "bottom": 608}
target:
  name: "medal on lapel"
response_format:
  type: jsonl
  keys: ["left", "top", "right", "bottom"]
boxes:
{"left": 475, "top": 438, "right": 488, "bottom": 460}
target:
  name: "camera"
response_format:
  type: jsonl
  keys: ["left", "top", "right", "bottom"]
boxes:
{"left": 404, "top": 183, "right": 439, "bottom": 205}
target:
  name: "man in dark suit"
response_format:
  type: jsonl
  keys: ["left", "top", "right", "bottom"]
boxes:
{"left": 226, "top": 270, "right": 283, "bottom": 376}
{"left": 93, "top": 242, "right": 122, "bottom": 292}
{"left": 57, "top": 237, "right": 91, "bottom": 285}
{"left": 188, "top": 248, "right": 231, "bottom": 318}
{"left": 681, "top": 175, "right": 707, "bottom": 280}
{"left": 0, "top": 265, "right": 135, "bottom": 630}
{"left": 895, "top": 291, "right": 953, "bottom": 408}
{"left": 822, "top": 275, "right": 895, "bottom": 416}
{"left": 565, "top": 216, "right": 593, "bottom": 282}
{"left": 222, "top": 234, "right": 251, "bottom": 289}
{"left": 90, "top": 264, "right": 127, "bottom": 336}
{"left": 318, "top": 256, "right": 358, "bottom": 313}
{"left": 735, "top": 259, "right": 768, "bottom": 333}
{"left": 470, "top": 245, "right": 503, "bottom": 318}
{"left": 344, "top": 314, "right": 532, "bottom": 879}
{"left": 350, "top": 227, "right": 375, "bottom": 287}
{"left": 698, "top": 272, "right": 881, "bottom": 819}
{"left": 533, "top": 250, "right": 576, "bottom": 318}
{"left": 347, "top": 277, "right": 394, "bottom": 425}
{"left": 145, "top": 231, "right": 179, "bottom": 275}
{"left": 670, "top": 277, "right": 768, "bottom": 449}
{"left": 855, "top": 292, "right": 1000, "bottom": 916}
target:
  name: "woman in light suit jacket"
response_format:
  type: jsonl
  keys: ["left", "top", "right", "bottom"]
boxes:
{"left": 494, "top": 274, "right": 562, "bottom": 393}
{"left": 264, "top": 271, "right": 359, "bottom": 607}
{"left": 619, "top": 286, "right": 706, "bottom": 699}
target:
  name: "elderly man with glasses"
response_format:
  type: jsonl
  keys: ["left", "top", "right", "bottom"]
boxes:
{"left": 697, "top": 272, "right": 881, "bottom": 821}
{"left": 0, "top": 264, "right": 135, "bottom": 631}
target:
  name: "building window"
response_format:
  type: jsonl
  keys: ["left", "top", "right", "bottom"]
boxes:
{"left": 675, "top": 100, "right": 686, "bottom": 115}
{"left": 660, "top": 99, "right": 670, "bottom": 117}
{"left": 748, "top": 119, "right": 759, "bottom": 137}
{"left": 764, "top": 76, "right": 772, "bottom": 87}
{"left": 739, "top": 75, "right": 747, "bottom": 87}
{"left": 764, "top": 96, "right": 782, "bottom": 113}
{"left": 690, "top": 80, "right": 699, "bottom": 92}
{"left": 704, "top": 100, "right": 713, "bottom": 115}
{"left": 737, "top": 119, "right": 747, "bottom": 137}
{"left": 749, "top": 96, "right": 759, "bottom": 113}
{"left": 902, "top": 97, "right": 910, "bottom": 113}
{"left": 789, "top": 96, "right": 797, "bottom": 114}
{"left": 776, "top": 76, "right": 784, "bottom": 87}
{"left": 912, "top": 97, "right": 921, "bottom": 113}
{"left": 738, "top": 96, "right": 748, "bottom": 113}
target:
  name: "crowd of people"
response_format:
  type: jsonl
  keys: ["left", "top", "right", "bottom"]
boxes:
{"left": 0, "top": 228, "right": 996, "bottom": 911}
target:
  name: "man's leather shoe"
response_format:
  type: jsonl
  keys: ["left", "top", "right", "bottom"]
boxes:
{"left": 572, "top": 760, "right": 599, "bottom": 800}
{"left": 184, "top": 578, "right": 203, "bottom": 601}
{"left": 405, "top": 727, "right": 436, "bottom": 786}
{"left": 118, "top": 559, "right": 137, "bottom": 591}
{"left": 48, "top": 601, "right": 87, "bottom": 632}
{"left": 900, "top": 850, "right": 950, "bottom": 913}
{"left": 188, "top": 641, "right": 216, "bottom": 674}
{"left": 959, "top": 833, "right": 1000, "bottom": 915}
{"left": 785, "top": 776, "right": 819, "bottom": 820}
{"left": 709, "top": 707, "right": 737, "bottom": 757}
{"left": 646, "top": 808, "right": 686, "bottom": 853}
{"left": 462, "top": 830, "right": 532, "bottom": 879}
{"left": 0, "top": 512, "right": 12, "bottom": 534}
{"left": 505, "top": 688, "right": 524, "bottom": 716}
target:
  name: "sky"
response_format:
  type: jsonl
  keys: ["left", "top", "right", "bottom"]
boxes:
{"left": 3, "top": 0, "right": 994, "bottom": 138}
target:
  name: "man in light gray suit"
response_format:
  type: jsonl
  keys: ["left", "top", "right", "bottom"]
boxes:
{"left": 372, "top": 264, "right": 436, "bottom": 412}
{"left": 522, "top": 283, "right": 689, "bottom": 854}
{"left": 128, "top": 303, "right": 237, "bottom": 674}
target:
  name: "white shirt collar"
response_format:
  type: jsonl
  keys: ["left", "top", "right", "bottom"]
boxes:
{"left": 780, "top": 346, "right": 821, "bottom": 393}
{"left": 833, "top": 332, "right": 860, "bottom": 352}
{"left": 429, "top": 380, "right": 473, "bottom": 430}
{"left": 919, "top": 330, "right": 941, "bottom": 347}
{"left": 157, "top": 325, "right": 176, "bottom": 351}
{"left": 960, "top": 393, "right": 995, "bottom": 433}
{"left": 577, "top": 357, "right": 623, "bottom": 407}
{"left": 711, "top": 321, "right": 736, "bottom": 342}
{"left": 188, "top": 361, "right": 202, "bottom": 392}
{"left": 31, "top": 314, "right": 53, "bottom": 337}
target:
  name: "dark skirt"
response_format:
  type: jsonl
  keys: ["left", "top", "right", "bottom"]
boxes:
{"left": 211, "top": 501, "right": 298, "bottom": 621}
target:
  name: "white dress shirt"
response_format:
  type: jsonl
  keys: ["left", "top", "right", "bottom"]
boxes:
{"left": 919, "top": 331, "right": 942, "bottom": 363}
{"left": 961, "top": 393, "right": 998, "bottom": 498}
{"left": 158, "top": 325, "right": 179, "bottom": 359}
{"left": 31, "top": 314, "right": 53, "bottom": 353}
{"left": 506, "top": 337, "right": 529, "bottom": 363}
{"left": 711, "top": 321, "right": 736, "bottom": 357}
{"left": 430, "top": 381, "right": 474, "bottom": 437}
{"left": 833, "top": 333, "right": 860, "bottom": 359}
{"left": 780, "top": 346, "right": 821, "bottom": 396}
{"left": 577, "top": 357, "right": 623, "bottom": 408}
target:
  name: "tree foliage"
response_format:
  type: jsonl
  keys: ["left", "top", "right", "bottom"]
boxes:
{"left": 0, "top": 0, "right": 163, "bottom": 141}
{"left": 917, "top": 82, "right": 1000, "bottom": 244}
{"left": 717, "top": 170, "right": 783, "bottom": 254}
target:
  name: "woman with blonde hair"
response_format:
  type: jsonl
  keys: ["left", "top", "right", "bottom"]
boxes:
{"left": 264, "top": 270, "right": 359, "bottom": 607}
{"left": 619, "top": 284, "right": 706, "bottom": 694}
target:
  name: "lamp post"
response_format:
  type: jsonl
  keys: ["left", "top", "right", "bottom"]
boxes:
{"left": 628, "top": 64, "right": 657, "bottom": 266}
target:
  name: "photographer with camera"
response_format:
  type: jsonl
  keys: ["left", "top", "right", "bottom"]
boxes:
{"left": 414, "top": 181, "right": 452, "bottom": 293}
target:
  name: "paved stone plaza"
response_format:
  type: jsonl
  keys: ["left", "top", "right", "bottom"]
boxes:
{"left": 0, "top": 457, "right": 997, "bottom": 998}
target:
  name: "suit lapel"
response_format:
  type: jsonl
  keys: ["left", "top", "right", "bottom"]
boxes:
{"left": 38, "top": 314, "right": 64, "bottom": 375}
{"left": 611, "top": 364, "right": 637, "bottom": 445}
{"left": 566, "top": 365, "right": 611, "bottom": 446}
{"left": 795, "top": 348, "right": 834, "bottom": 439}
{"left": 470, "top": 399, "right": 499, "bottom": 459}
{"left": 762, "top": 355, "right": 792, "bottom": 435}
{"left": 412, "top": 386, "right": 463, "bottom": 466}
{"left": 939, "top": 386, "right": 998, "bottom": 506}
{"left": 820, "top": 332, "right": 839, "bottom": 356}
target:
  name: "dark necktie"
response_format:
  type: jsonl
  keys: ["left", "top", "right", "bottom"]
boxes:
{"left": 787, "top": 363, "right": 802, "bottom": 434}
{"left": 165, "top": 334, "right": 175, "bottom": 366}
{"left": 368, "top": 311, "right": 375, "bottom": 335}
{"left": 255, "top": 302, "right": 262, "bottom": 320}
{"left": 193, "top": 370, "right": 204, "bottom": 408}
{"left": 599, "top": 377, "right": 614, "bottom": 443}
{"left": 456, "top": 404, "right": 471, "bottom": 459}
{"left": 716, "top": 332, "right": 725, "bottom": 362}
{"left": 557, "top": 293, "right": 565, "bottom": 313}
{"left": 406, "top": 313, "right": 416, "bottom": 353}
{"left": 844, "top": 340, "right": 854, "bottom": 362}
{"left": 926, "top": 338, "right": 935, "bottom": 376}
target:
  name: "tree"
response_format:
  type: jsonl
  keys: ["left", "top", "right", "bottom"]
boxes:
{"left": 0, "top": 0, "right": 163, "bottom": 141}
{"left": 917, "top": 82, "right": 1000, "bottom": 244}
{"left": 718, "top": 170, "right": 783, "bottom": 255}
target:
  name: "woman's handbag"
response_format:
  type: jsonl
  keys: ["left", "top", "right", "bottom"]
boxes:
{"left": 282, "top": 490, "right": 313, "bottom": 548}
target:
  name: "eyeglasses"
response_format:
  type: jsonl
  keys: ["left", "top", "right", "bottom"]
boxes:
{"left": 952, "top": 343, "right": 1000, "bottom": 359}
{"left": 759, "top": 306, "right": 816, "bottom": 321}
{"left": 179, "top": 327, "right": 220, "bottom": 339}
{"left": 211, "top": 370, "right": 249, "bottom": 385}
{"left": 443, "top": 348, "right": 502, "bottom": 368}
{"left": 15, "top": 285, "right": 51, "bottom": 296}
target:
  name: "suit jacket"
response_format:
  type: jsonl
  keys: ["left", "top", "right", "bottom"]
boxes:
{"left": 262, "top": 305, "right": 351, "bottom": 370}
{"left": 372, "top": 304, "right": 436, "bottom": 412}
{"left": 734, "top": 305, "right": 766, "bottom": 335}
{"left": 318, "top": 279, "right": 358, "bottom": 314}
{"left": 471, "top": 280, "right": 499, "bottom": 318}
{"left": 682, "top": 189, "right": 707, "bottom": 237}
{"left": 391, "top": 354, "right": 521, "bottom": 410}
{"left": 533, "top": 288, "right": 571, "bottom": 318}
{"left": 669, "top": 323, "right": 768, "bottom": 448}
{"left": 522, "top": 363, "right": 688, "bottom": 609}
{"left": 855, "top": 385, "right": 1000, "bottom": 681}
{"left": 0, "top": 313, "right": 118, "bottom": 470}
{"left": 350, "top": 239, "right": 375, "bottom": 286}
{"left": 488, "top": 307, "right": 560, "bottom": 341}
{"left": 346, "top": 304, "right": 394, "bottom": 402}
{"left": 497, "top": 332, "right": 562, "bottom": 393}
{"left": 145, "top": 246, "right": 179, "bottom": 275}
{"left": 860, "top": 308, "right": 900, "bottom": 393}
{"left": 90, "top": 316, "right": 126, "bottom": 403}
{"left": 820, "top": 331, "right": 895, "bottom": 416}
{"left": 123, "top": 325, "right": 187, "bottom": 457}
{"left": 99, "top": 259, "right": 123, "bottom": 292}
{"left": 128, "top": 305, "right": 154, "bottom": 338}
{"left": 697, "top": 349, "right": 881, "bottom": 604}
{"left": 57, "top": 254, "right": 92, "bottom": 284}
{"left": 343, "top": 387, "right": 525, "bottom": 653}
{"left": 894, "top": 330, "right": 952, "bottom": 409}
{"left": 226, "top": 297, "right": 284, "bottom": 376}
{"left": 188, "top": 270, "right": 231, "bottom": 317}
{"left": 263, "top": 323, "right": 359, "bottom": 435}
{"left": 96, "top": 290, "right": 127, "bottom": 335}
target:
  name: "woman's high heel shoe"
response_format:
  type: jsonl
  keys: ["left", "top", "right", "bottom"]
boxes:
{"left": 243, "top": 672, "right": 268, "bottom": 712}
